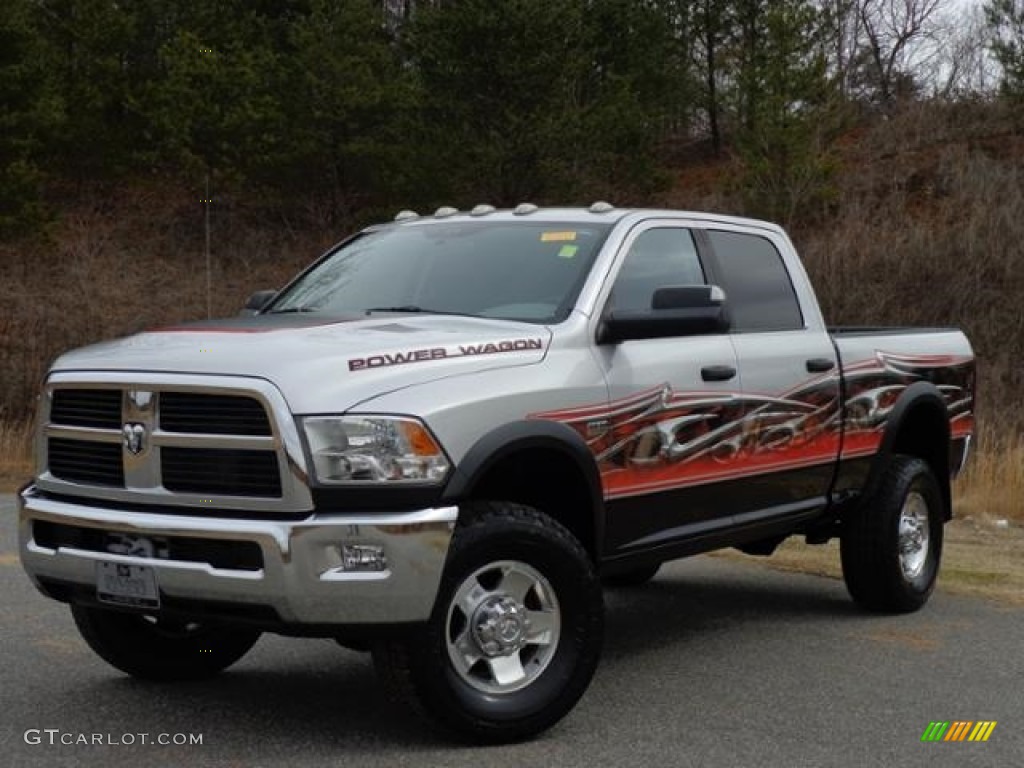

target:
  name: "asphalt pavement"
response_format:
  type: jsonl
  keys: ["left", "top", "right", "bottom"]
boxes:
{"left": 1, "top": 493, "right": 1021, "bottom": 768}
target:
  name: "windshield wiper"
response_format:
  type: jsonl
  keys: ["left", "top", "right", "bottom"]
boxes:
{"left": 365, "top": 305, "right": 433, "bottom": 314}
{"left": 267, "top": 307, "right": 316, "bottom": 314}
{"left": 364, "top": 306, "right": 479, "bottom": 318}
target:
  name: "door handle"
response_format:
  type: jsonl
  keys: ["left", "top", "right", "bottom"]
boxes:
{"left": 701, "top": 365, "right": 736, "bottom": 382}
{"left": 806, "top": 358, "right": 836, "bottom": 373}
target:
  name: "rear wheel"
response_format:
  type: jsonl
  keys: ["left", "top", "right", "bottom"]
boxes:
{"left": 840, "top": 455, "right": 944, "bottom": 613}
{"left": 373, "top": 501, "right": 603, "bottom": 743}
{"left": 71, "top": 605, "right": 260, "bottom": 681}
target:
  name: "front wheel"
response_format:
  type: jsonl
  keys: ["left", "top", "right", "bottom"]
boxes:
{"left": 840, "top": 455, "right": 944, "bottom": 613}
{"left": 71, "top": 605, "right": 261, "bottom": 681}
{"left": 373, "top": 501, "right": 603, "bottom": 743}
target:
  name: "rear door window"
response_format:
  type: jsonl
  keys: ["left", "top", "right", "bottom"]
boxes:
{"left": 704, "top": 230, "right": 803, "bottom": 332}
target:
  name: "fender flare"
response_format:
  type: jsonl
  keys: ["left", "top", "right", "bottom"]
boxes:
{"left": 863, "top": 381, "right": 953, "bottom": 518}
{"left": 441, "top": 420, "right": 605, "bottom": 550}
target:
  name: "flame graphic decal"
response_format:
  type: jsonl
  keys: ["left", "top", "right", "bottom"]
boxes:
{"left": 531, "top": 351, "right": 973, "bottom": 499}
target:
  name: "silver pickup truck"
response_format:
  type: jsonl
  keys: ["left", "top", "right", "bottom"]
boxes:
{"left": 18, "top": 204, "right": 975, "bottom": 742}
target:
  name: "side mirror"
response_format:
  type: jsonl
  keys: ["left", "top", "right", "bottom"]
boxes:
{"left": 241, "top": 290, "right": 277, "bottom": 316}
{"left": 598, "top": 285, "right": 729, "bottom": 344}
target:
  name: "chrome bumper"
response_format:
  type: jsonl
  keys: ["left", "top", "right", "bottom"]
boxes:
{"left": 18, "top": 486, "right": 457, "bottom": 625}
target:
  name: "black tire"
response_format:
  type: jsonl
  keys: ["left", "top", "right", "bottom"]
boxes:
{"left": 602, "top": 563, "right": 661, "bottom": 588}
{"left": 71, "top": 605, "right": 261, "bottom": 681}
{"left": 372, "top": 501, "right": 603, "bottom": 743}
{"left": 840, "top": 455, "right": 944, "bottom": 613}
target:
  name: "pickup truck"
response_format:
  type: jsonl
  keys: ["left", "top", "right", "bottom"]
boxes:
{"left": 18, "top": 204, "right": 975, "bottom": 742}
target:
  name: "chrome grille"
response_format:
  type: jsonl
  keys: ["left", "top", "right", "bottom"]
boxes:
{"left": 39, "top": 375, "right": 309, "bottom": 515}
{"left": 48, "top": 438, "right": 124, "bottom": 487}
{"left": 160, "top": 392, "right": 272, "bottom": 436}
{"left": 51, "top": 389, "right": 122, "bottom": 429}
{"left": 162, "top": 447, "right": 281, "bottom": 497}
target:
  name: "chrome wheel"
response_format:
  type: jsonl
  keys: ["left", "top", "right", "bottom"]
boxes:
{"left": 841, "top": 455, "right": 944, "bottom": 613}
{"left": 897, "top": 491, "right": 930, "bottom": 580}
{"left": 445, "top": 560, "right": 561, "bottom": 694}
{"left": 372, "top": 503, "right": 603, "bottom": 741}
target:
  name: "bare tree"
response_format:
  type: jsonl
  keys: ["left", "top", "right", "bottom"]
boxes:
{"left": 929, "top": 4, "right": 998, "bottom": 98}
{"left": 853, "top": 0, "right": 945, "bottom": 108}
{"left": 824, "top": 0, "right": 866, "bottom": 97}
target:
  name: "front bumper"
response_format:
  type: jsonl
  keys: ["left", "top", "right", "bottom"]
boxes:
{"left": 18, "top": 485, "right": 457, "bottom": 625}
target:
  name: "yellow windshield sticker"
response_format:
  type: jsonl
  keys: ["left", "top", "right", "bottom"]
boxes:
{"left": 557, "top": 245, "right": 579, "bottom": 259}
{"left": 541, "top": 231, "right": 577, "bottom": 243}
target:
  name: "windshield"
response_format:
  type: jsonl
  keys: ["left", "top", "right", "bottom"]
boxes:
{"left": 269, "top": 221, "right": 612, "bottom": 323}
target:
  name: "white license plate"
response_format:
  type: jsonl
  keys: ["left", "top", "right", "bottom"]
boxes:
{"left": 96, "top": 562, "right": 160, "bottom": 609}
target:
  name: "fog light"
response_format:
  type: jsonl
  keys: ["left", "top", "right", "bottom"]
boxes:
{"left": 341, "top": 544, "right": 387, "bottom": 572}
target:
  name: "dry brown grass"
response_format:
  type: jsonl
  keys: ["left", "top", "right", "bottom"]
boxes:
{"left": 955, "top": 425, "right": 1024, "bottom": 523}
{"left": 0, "top": 421, "right": 32, "bottom": 492}
{"left": 0, "top": 180, "right": 332, "bottom": 421}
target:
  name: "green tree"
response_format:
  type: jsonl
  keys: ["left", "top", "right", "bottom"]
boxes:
{"left": 131, "top": 3, "right": 286, "bottom": 186}
{"left": 123, "top": 1, "right": 414, "bottom": 220}
{"left": 0, "top": 0, "right": 62, "bottom": 236}
{"left": 985, "top": 0, "right": 1024, "bottom": 97}
{"left": 407, "top": 0, "right": 587, "bottom": 204}
{"left": 690, "top": 0, "right": 729, "bottom": 155}
{"left": 576, "top": 0, "right": 694, "bottom": 196}
{"left": 270, "top": 0, "right": 417, "bottom": 217}
{"left": 33, "top": 0, "right": 142, "bottom": 178}
{"left": 407, "top": 0, "right": 683, "bottom": 205}
{"left": 726, "top": 1, "right": 843, "bottom": 224}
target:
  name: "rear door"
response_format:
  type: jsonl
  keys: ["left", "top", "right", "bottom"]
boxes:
{"left": 699, "top": 227, "right": 841, "bottom": 522}
{"left": 591, "top": 221, "right": 745, "bottom": 556}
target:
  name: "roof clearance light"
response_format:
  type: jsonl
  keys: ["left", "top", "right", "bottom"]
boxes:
{"left": 434, "top": 206, "right": 459, "bottom": 218}
{"left": 513, "top": 203, "right": 539, "bottom": 215}
{"left": 470, "top": 204, "right": 496, "bottom": 216}
{"left": 394, "top": 210, "right": 419, "bottom": 222}
{"left": 589, "top": 201, "right": 614, "bottom": 213}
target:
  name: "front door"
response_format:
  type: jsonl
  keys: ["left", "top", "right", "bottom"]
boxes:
{"left": 592, "top": 222, "right": 743, "bottom": 555}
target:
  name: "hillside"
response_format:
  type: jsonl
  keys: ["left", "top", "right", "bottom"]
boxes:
{"left": 0, "top": 100, "right": 1021, "bottom": 515}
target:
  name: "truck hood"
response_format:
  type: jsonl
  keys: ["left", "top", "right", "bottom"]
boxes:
{"left": 50, "top": 313, "right": 552, "bottom": 413}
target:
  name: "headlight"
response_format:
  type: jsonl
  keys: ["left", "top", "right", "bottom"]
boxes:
{"left": 301, "top": 416, "right": 450, "bottom": 485}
